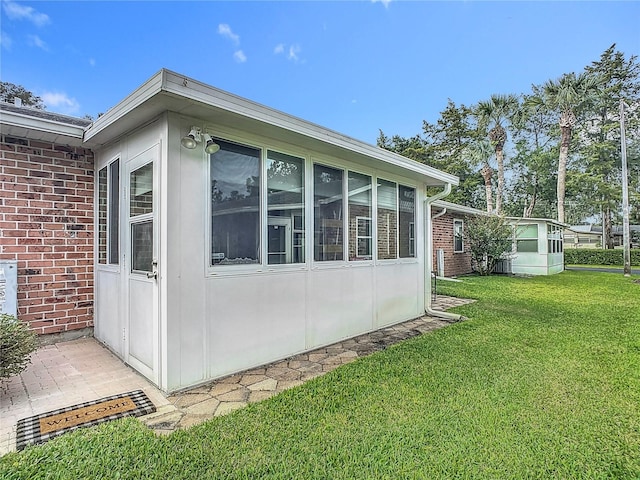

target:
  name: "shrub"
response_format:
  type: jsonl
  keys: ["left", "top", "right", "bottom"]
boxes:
{"left": 465, "top": 216, "right": 514, "bottom": 275}
{"left": 0, "top": 314, "right": 38, "bottom": 380}
{"left": 564, "top": 248, "right": 640, "bottom": 266}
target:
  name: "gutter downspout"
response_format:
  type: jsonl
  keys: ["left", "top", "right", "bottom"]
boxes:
{"left": 424, "top": 184, "right": 463, "bottom": 322}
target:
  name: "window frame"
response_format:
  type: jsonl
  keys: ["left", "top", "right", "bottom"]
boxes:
{"left": 453, "top": 218, "right": 464, "bottom": 253}
{"left": 97, "top": 157, "right": 120, "bottom": 268}
{"left": 515, "top": 223, "right": 539, "bottom": 253}
{"left": 208, "top": 137, "right": 263, "bottom": 270}
{"left": 266, "top": 149, "right": 306, "bottom": 266}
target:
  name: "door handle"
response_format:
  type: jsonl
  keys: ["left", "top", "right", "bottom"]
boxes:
{"left": 147, "top": 259, "right": 158, "bottom": 279}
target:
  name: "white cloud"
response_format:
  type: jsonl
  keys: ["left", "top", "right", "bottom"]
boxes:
{"left": 288, "top": 44, "right": 301, "bottom": 62}
{"left": 233, "top": 50, "right": 246, "bottom": 63}
{"left": 0, "top": 31, "right": 12, "bottom": 50}
{"left": 89, "top": 58, "right": 96, "bottom": 67}
{"left": 371, "top": 0, "right": 391, "bottom": 8}
{"left": 40, "top": 91, "right": 80, "bottom": 115}
{"left": 217, "top": 23, "right": 239, "bottom": 45}
{"left": 2, "top": 0, "right": 50, "bottom": 26}
{"left": 27, "top": 34, "right": 47, "bottom": 51}
{"left": 275, "top": 43, "right": 302, "bottom": 63}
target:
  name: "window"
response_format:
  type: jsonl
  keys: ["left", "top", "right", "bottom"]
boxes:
{"left": 210, "top": 140, "right": 261, "bottom": 266}
{"left": 516, "top": 224, "right": 538, "bottom": 253}
{"left": 348, "top": 172, "right": 372, "bottom": 260}
{"left": 314, "top": 164, "right": 344, "bottom": 261}
{"left": 547, "top": 224, "right": 563, "bottom": 254}
{"left": 267, "top": 150, "right": 305, "bottom": 264}
{"left": 98, "top": 167, "right": 107, "bottom": 264}
{"left": 399, "top": 185, "right": 415, "bottom": 258}
{"left": 377, "top": 179, "right": 397, "bottom": 260}
{"left": 453, "top": 219, "right": 464, "bottom": 253}
{"left": 97, "top": 159, "right": 119, "bottom": 265}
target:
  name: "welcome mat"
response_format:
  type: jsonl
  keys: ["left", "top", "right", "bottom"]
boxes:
{"left": 16, "top": 390, "right": 155, "bottom": 450}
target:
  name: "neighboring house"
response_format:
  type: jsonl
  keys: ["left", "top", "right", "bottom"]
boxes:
{"left": 431, "top": 200, "right": 487, "bottom": 277}
{"left": 564, "top": 224, "right": 619, "bottom": 249}
{"left": 1, "top": 69, "right": 459, "bottom": 393}
{"left": 426, "top": 199, "right": 566, "bottom": 277}
{"left": 507, "top": 217, "right": 566, "bottom": 276}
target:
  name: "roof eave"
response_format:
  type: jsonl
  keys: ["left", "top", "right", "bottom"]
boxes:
{"left": 0, "top": 107, "right": 87, "bottom": 146}
{"left": 84, "top": 69, "right": 458, "bottom": 187}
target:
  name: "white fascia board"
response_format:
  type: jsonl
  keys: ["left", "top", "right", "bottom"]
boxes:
{"left": 83, "top": 71, "right": 166, "bottom": 143}
{"left": 161, "top": 70, "right": 459, "bottom": 186}
{"left": 0, "top": 109, "right": 85, "bottom": 142}
{"left": 506, "top": 217, "right": 569, "bottom": 228}
{"left": 432, "top": 200, "right": 489, "bottom": 216}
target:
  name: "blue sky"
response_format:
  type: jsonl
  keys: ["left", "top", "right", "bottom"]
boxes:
{"left": 1, "top": 1, "right": 639, "bottom": 144}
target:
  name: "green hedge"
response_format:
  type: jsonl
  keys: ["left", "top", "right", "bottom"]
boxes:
{"left": 564, "top": 248, "right": 640, "bottom": 266}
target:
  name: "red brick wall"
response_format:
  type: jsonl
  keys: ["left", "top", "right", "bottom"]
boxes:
{"left": 0, "top": 135, "right": 94, "bottom": 335}
{"left": 432, "top": 212, "right": 474, "bottom": 277}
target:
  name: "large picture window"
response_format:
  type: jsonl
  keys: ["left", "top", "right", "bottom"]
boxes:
{"left": 348, "top": 172, "right": 372, "bottom": 261}
{"left": 210, "top": 140, "right": 261, "bottom": 266}
{"left": 267, "top": 150, "right": 305, "bottom": 264}
{"left": 377, "top": 179, "right": 397, "bottom": 260}
{"left": 399, "top": 185, "right": 415, "bottom": 258}
{"left": 314, "top": 164, "right": 344, "bottom": 261}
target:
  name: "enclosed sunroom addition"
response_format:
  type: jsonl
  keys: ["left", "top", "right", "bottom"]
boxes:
{"left": 88, "top": 69, "right": 458, "bottom": 392}
{"left": 508, "top": 218, "right": 566, "bottom": 275}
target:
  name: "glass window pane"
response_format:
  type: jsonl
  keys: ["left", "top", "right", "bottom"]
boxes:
{"left": 211, "top": 140, "right": 261, "bottom": 265}
{"left": 516, "top": 224, "right": 538, "bottom": 239}
{"left": 399, "top": 185, "right": 415, "bottom": 258}
{"left": 314, "top": 164, "right": 344, "bottom": 261}
{"left": 130, "top": 163, "right": 153, "bottom": 217}
{"left": 454, "top": 219, "right": 464, "bottom": 253}
{"left": 131, "top": 221, "right": 153, "bottom": 272}
{"left": 517, "top": 239, "right": 538, "bottom": 253}
{"left": 348, "top": 172, "right": 372, "bottom": 261}
{"left": 267, "top": 151, "right": 304, "bottom": 264}
{"left": 377, "top": 179, "right": 397, "bottom": 260}
{"left": 98, "top": 167, "right": 107, "bottom": 264}
{"left": 108, "top": 159, "right": 119, "bottom": 264}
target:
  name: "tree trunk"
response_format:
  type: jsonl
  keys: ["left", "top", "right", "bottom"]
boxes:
{"left": 481, "top": 164, "right": 494, "bottom": 213}
{"left": 557, "top": 111, "right": 576, "bottom": 224}
{"left": 557, "top": 125, "right": 572, "bottom": 224}
{"left": 523, "top": 175, "right": 537, "bottom": 218}
{"left": 495, "top": 145, "right": 504, "bottom": 215}
{"left": 604, "top": 205, "right": 614, "bottom": 249}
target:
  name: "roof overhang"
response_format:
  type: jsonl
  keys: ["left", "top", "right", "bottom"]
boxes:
{"left": 432, "top": 200, "right": 489, "bottom": 216}
{"left": 0, "top": 103, "right": 90, "bottom": 147}
{"left": 506, "top": 217, "right": 569, "bottom": 228}
{"left": 85, "top": 69, "right": 459, "bottom": 187}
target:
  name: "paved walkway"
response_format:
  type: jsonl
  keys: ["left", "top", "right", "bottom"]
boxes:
{"left": 0, "top": 296, "right": 473, "bottom": 455}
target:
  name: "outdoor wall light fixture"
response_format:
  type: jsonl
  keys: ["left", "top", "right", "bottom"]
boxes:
{"left": 180, "top": 126, "right": 221, "bottom": 154}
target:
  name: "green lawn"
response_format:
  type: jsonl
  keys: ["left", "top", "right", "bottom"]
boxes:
{"left": 2, "top": 271, "right": 639, "bottom": 479}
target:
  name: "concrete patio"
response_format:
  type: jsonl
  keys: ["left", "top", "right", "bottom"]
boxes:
{"left": 0, "top": 295, "right": 473, "bottom": 456}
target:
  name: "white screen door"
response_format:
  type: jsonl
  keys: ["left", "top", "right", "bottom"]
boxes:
{"left": 125, "top": 145, "right": 159, "bottom": 384}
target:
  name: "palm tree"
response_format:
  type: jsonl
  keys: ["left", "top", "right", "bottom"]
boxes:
{"left": 476, "top": 94, "right": 519, "bottom": 215}
{"left": 526, "top": 72, "right": 602, "bottom": 223}
{"left": 465, "top": 140, "right": 495, "bottom": 213}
